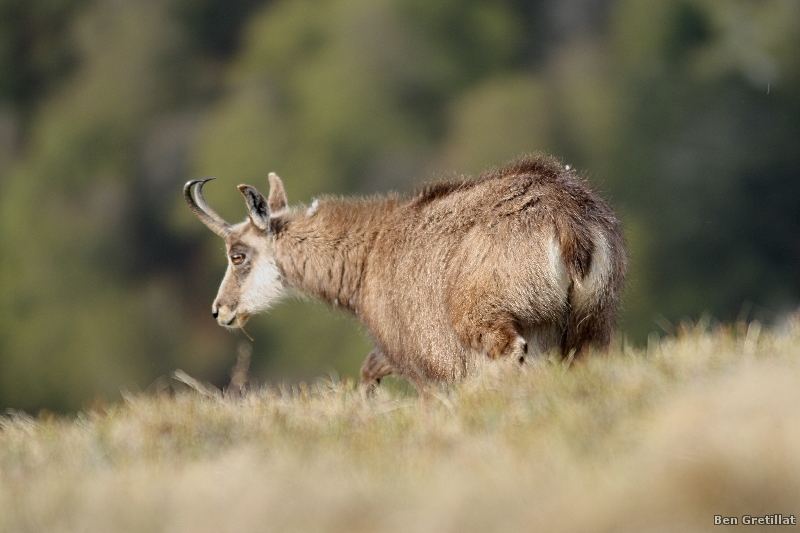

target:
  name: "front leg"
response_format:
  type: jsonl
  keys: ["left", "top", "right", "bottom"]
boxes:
{"left": 360, "top": 348, "right": 396, "bottom": 396}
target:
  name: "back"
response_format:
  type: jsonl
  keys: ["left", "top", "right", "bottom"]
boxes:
{"left": 360, "top": 155, "right": 627, "bottom": 381}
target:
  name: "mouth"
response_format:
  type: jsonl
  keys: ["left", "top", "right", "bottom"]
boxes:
{"left": 225, "top": 314, "right": 251, "bottom": 327}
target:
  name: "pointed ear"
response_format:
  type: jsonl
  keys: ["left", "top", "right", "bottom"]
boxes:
{"left": 237, "top": 184, "right": 270, "bottom": 231}
{"left": 267, "top": 172, "right": 288, "bottom": 213}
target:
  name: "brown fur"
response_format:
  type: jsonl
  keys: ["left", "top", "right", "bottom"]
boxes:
{"left": 187, "top": 154, "right": 628, "bottom": 392}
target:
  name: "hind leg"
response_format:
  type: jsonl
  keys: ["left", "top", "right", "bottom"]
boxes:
{"left": 562, "top": 303, "right": 615, "bottom": 358}
{"left": 465, "top": 314, "right": 529, "bottom": 364}
{"left": 360, "top": 348, "right": 397, "bottom": 396}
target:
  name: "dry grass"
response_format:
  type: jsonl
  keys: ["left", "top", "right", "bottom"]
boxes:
{"left": 2, "top": 316, "right": 800, "bottom": 532}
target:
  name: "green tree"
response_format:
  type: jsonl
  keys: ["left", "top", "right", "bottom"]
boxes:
{"left": 607, "top": 0, "right": 800, "bottom": 336}
{"left": 0, "top": 0, "right": 231, "bottom": 411}
{"left": 2, "top": 0, "right": 799, "bottom": 412}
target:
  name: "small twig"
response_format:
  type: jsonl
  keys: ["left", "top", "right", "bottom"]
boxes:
{"left": 239, "top": 324, "right": 254, "bottom": 341}
{"left": 562, "top": 349, "right": 577, "bottom": 371}
{"left": 744, "top": 321, "right": 762, "bottom": 355}
{"left": 227, "top": 341, "right": 252, "bottom": 396}
{"left": 172, "top": 369, "right": 221, "bottom": 399}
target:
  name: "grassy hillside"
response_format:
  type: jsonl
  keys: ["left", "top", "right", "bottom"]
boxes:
{"left": 2, "top": 316, "right": 799, "bottom": 532}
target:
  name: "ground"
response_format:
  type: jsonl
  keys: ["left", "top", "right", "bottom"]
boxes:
{"left": 1, "top": 315, "right": 799, "bottom": 532}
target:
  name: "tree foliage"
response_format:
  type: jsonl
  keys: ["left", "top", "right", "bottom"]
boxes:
{"left": 1, "top": 0, "right": 798, "bottom": 412}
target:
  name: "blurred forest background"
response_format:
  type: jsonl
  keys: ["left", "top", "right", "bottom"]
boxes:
{"left": 1, "top": 0, "right": 798, "bottom": 412}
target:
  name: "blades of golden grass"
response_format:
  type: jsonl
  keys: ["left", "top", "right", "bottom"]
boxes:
{"left": 1, "top": 314, "right": 799, "bottom": 532}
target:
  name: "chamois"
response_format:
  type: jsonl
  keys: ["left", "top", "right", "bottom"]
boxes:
{"left": 184, "top": 155, "right": 627, "bottom": 392}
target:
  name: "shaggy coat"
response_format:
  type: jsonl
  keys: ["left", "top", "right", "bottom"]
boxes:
{"left": 185, "top": 155, "right": 627, "bottom": 391}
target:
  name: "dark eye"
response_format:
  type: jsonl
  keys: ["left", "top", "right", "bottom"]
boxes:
{"left": 230, "top": 253, "right": 245, "bottom": 265}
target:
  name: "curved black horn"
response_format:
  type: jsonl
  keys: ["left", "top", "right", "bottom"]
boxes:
{"left": 184, "top": 178, "right": 231, "bottom": 238}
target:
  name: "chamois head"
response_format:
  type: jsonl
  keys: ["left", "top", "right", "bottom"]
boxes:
{"left": 184, "top": 173, "right": 288, "bottom": 329}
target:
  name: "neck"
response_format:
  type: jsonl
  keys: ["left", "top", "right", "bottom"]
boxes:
{"left": 272, "top": 196, "right": 397, "bottom": 311}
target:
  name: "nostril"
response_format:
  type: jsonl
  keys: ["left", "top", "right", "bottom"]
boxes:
{"left": 212, "top": 308, "right": 219, "bottom": 319}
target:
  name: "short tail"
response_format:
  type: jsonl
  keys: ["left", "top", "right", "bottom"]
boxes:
{"left": 555, "top": 212, "right": 595, "bottom": 281}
